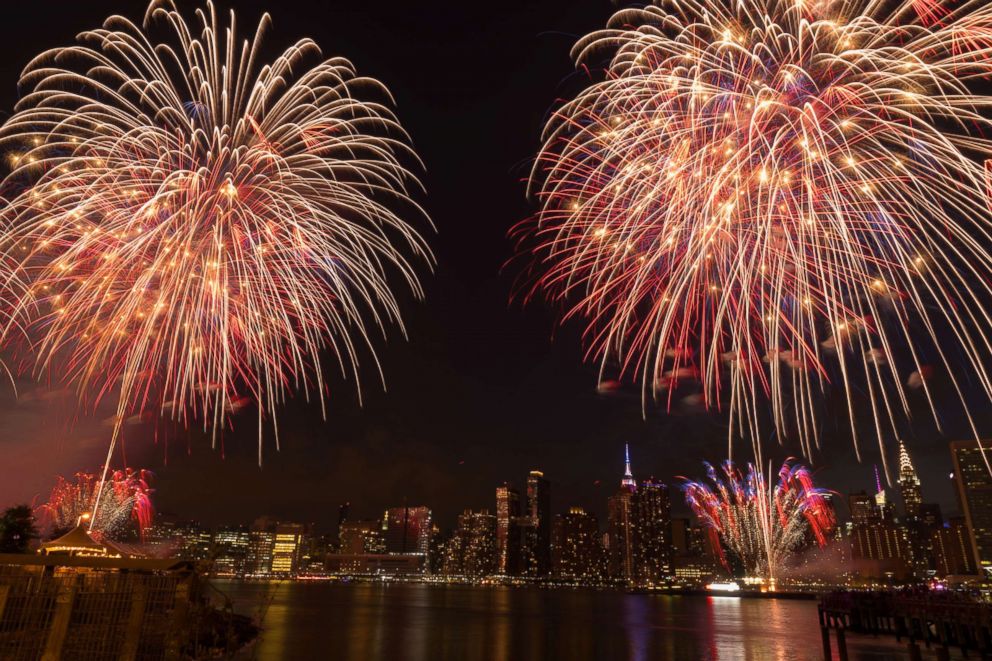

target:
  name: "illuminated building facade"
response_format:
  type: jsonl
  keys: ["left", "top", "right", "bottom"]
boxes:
{"left": 524, "top": 471, "right": 551, "bottom": 577}
{"left": 897, "top": 441, "right": 923, "bottom": 518}
{"left": 932, "top": 517, "right": 978, "bottom": 577}
{"left": 607, "top": 445, "right": 637, "bottom": 583}
{"left": 951, "top": 440, "right": 992, "bottom": 572}
{"left": 632, "top": 478, "right": 672, "bottom": 585}
{"left": 383, "top": 506, "right": 432, "bottom": 555}
{"left": 551, "top": 507, "right": 606, "bottom": 582}
{"left": 212, "top": 527, "right": 250, "bottom": 576}
{"left": 443, "top": 510, "right": 498, "bottom": 578}
{"left": 339, "top": 520, "right": 386, "bottom": 555}
{"left": 495, "top": 483, "right": 521, "bottom": 575}
{"left": 271, "top": 523, "right": 305, "bottom": 576}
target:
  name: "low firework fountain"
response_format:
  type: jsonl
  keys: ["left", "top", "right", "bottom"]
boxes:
{"left": 37, "top": 469, "right": 154, "bottom": 541}
{"left": 682, "top": 459, "right": 834, "bottom": 583}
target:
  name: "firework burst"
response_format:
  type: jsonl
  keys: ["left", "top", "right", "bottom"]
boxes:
{"left": 38, "top": 469, "right": 154, "bottom": 541}
{"left": 519, "top": 0, "right": 992, "bottom": 463}
{"left": 0, "top": 0, "right": 431, "bottom": 461}
{"left": 682, "top": 459, "right": 834, "bottom": 579}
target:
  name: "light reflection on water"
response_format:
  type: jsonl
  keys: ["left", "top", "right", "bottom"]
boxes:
{"left": 218, "top": 581, "right": 948, "bottom": 660}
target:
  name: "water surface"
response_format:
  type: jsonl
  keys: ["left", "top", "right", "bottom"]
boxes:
{"left": 218, "top": 581, "right": 961, "bottom": 660}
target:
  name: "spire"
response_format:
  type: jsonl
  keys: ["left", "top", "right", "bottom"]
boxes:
{"left": 898, "top": 439, "right": 916, "bottom": 477}
{"left": 874, "top": 464, "right": 883, "bottom": 494}
{"left": 621, "top": 443, "right": 636, "bottom": 489}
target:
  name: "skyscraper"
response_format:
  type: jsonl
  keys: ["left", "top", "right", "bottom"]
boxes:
{"left": 339, "top": 520, "right": 386, "bottom": 554}
{"left": 212, "top": 526, "right": 250, "bottom": 577}
{"left": 552, "top": 507, "right": 607, "bottom": 583}
{"left": 950, "top": 440, "right": 992, "bottom": 572}
{"left": 383, "top": 506, "right": 432, "bottom": 555}
{"left": 496, "top": 483, "right": 521, "bottom": 575}
{"left": 608, "top": 445, "right": 637, "bottom": 583}
{"left": 897, "top": 440, "right": 923, "bottom": 518}
{"left": 443, "top": 510, "right": 498, "bottom": 578}
{"left": 632, "top": 478, "right": 672, "bottom": 585}
{"left": 271, "top": 523, "right": 305, "bottom": 576}
{"left": 524, "top": 471, "right": 551, "bottom": 576}
{"left": 932, "top": 517, "right": 978, "bottom": 577}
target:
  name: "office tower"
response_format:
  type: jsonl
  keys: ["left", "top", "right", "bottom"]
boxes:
{"left": 608, "top": 445, "right": 637, "bottom": 583}
{"left": 950, "top": 440, "right": 992, "bottom": 572}
{"left": 932, "top": 517, "right": 978, "bottom": 577}
{"left": 443, "top": 510, "right": 498, "bottom": 578}
{"left": 427, "top": 523, "right": 445, "bottom": 574}
{"left": 632, "top": 478, "right": 672, "bottom": 585}
{"left": 848, "top": 491, "right": 877, "bottom": 526}
{"left": 339, "top": 520, "right": 386, "bottom": 554}
{"left": 247, "top": 527, "right": 276, "bottom": 577}
{"left": 524, "top": 471, "right": 551, "bottom": 576}
{"left": 551, "top": 507, "right": 606, "bottom": 582}
{"left": 271, "top": 523, "right": 305, "bottom": 576}
{"left": 383, "top": 506, "right": 432, "bottom": 554}
{"left": 212, "top": 526, "right": 250, "bottom": 576}
{"left": 897, "top": 441, "right": 923, "bottom": 518}
{"left": 174, "top": 522, "right": 212, "bottom": 561}
{"left": 496, "top": 483, "right": 521, "bottom": 574}
{"left": 919, "top": 503, "right": 944, "bottom": 530}
{"left": 848, "top": 485, "right": 912, "bottom": 579}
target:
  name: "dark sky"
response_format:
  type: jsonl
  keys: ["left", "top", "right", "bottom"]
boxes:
{"left": 0, "top": 0, "right": 978, "bottom": 532}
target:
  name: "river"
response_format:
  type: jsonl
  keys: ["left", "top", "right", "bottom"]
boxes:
{"left": 216, "top": 581, "right": 960, "bottom": 660}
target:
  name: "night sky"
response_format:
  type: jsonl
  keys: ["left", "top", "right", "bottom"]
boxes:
{"left": 0, "top": 0, "right": 980, "bottom": 532}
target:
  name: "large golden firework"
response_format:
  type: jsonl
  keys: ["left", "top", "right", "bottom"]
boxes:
{"left": 521, "top": 0, "right": 992, "bottom": 465}
{"left": 0, "top": 1, "right": 432, "bottom": 460}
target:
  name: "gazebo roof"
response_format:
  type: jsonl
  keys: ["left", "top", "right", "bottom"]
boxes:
{"left": 38, "top": 524, "right": 121, "bottom": 558}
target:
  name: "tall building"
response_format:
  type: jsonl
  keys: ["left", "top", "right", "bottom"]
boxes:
{"left": 608, "top": 446, "right": 637, "bottom": 583}
{"left": 495, "top": 483, "right": 521, "bottom": 575}
{"left": 247, "top": 528, "right": 276, "bottom": 577}
{"left": 383, "top": 506, "right": 432, "bottom": 555}
{"left": 551, "top": 507, "right": 606, "bottom": 583}
{"left": 212, "top": 526, "right": 250, "bottom": 576}
{"left": 897, "top": 440, "right": 923, "bottom": 518}
{"left": 951, "top": 440, "right": 992, "bottom": 573}
{"left": 339, "top": 520, "right": 386, "bottom": 555}
{"left": 271, "top": 523, "right": 305, "bottom": 576}
{"left": 848, "top": 486, "right": 912, "bottom": 580}
{"left": 632, "top": 478, "right": 672, "bottom": 585}
{"left": 443, "top": 510, "right": 498, "bottom": 578}
{"left": 524, "top": 471, "right": 551, "bottom": 576}
{"left": 932, "top": 517, "right": 978, "bottom": 577}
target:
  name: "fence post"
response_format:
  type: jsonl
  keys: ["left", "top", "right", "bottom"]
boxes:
{"left": 164, "top": 576, "right": 192, "bottom": 661}
{"left": 119, "top": 580, "right": 148, "bottom": 661}
{"left": 0, "top": 584, "right": 9, "bottom": 623}
{"left": 41, "top": 575, "right": 77, "bottom": 661}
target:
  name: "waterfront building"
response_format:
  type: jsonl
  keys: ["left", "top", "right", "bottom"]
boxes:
{"left": 496, "top": 483, "right": 521, "bottom": 574}
{"left": 551, "top": 507, "right": 606, "bottom": 583}
{"left": 443, "top": 509, "right": 498, "bottom": 578}
{"left": 383, "top": 506, "right": 432, "bottom": 555}
{"left": 632, "top": 478, "right": 672, "bottom": 585}
{"left": 271, "top": 523, "right": 305, "bottom": 576}
{"left": 339, "top": 520, "right": 386, "bottom": 555}
{"left": 212, "top": 527, "right": 250, "bottom": 576}
{"left": 325, "top": 553, "right": 426, "bottom": 576}
{"left": 525, "top": 471, "right": 551, "bottom": 576}
{"left": 174, "top": 522, "right": 212, "bottom": 562}
{"left": 950, "top": 440, "right": 992, "bottom": 573}
{"left": 246, "top": 518, "right": 277, "bottom": 577}
{"left": 608, "top": 445, "right": 637, "bottom": 583}
{"left": 932, "top": 517, "right": 978, "bottom": 577}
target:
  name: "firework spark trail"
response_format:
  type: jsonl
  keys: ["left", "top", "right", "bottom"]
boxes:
{"left": 518, "top": 0, "right": 992, "bottom": 467}
{"left": 682, "top": 459, "right": 835, "bottom": 580}
{"left": 0, "top": 0, "right": 432, "bottom": 520}
{"left": 37, "top": 469, "right": 154, "bottom": 541}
